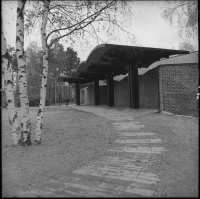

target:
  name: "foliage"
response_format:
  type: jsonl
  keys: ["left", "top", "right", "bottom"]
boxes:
{"left": 65, "top": 47, "right": 80, "bottom": 76}
{"left": 48, "top": 40, "right": 80, "bottom": 81}
{"left": 26, "top": 41, "right": 43, "bottom": 99}
{"left": 161, "top": 1, "right": 198, "bottom": 49}
{"left": 24, "top": 40, "right": 80, "bottom": 105}
{"left": 29, "top": 98, "right": 50, "bottom": 107}
{"left": 24, "top": 1, "right": 136, "bottom": 49}
{"left": 178, "top": 42, "right": 196, "bottom": 52}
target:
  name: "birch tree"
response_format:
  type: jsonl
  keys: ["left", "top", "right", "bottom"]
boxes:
{"left": 2, "top": 17, "right": 20, "bottom": 145}
{"left": 24, "top": 0, "right": 136, "bottom": 144}
{"left": 16, "top": 0, "right": 32, "bottom": 146}
{"left": 33, "top": 0, "right": 50, "bottom": 144}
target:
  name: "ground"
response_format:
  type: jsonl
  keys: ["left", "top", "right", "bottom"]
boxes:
{"left": 2, "top": 107, "right": 117, "bottom": 197}
{"left": 131, "top": 111, "right": 198, "bottom": 197}
{"left": 2, "top": 105, "right": 198, "bottom": 197}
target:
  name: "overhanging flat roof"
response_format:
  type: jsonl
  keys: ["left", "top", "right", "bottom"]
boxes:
{"left": 60, "top": 44, "right": 189, "bottom": 83}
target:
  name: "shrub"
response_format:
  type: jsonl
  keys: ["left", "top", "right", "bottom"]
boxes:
{"left": 29, "top": 98, "right": 50, "bottom": 107}
{"left": 45, "top": 98, "right": 50, "bottom": 106}
{"left": 29, "top": 98, "right": 40, "bottom": 107}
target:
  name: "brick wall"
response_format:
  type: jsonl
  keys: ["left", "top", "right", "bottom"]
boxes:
{"left": 159, "top": 64, "right": 198, "bottom": 117}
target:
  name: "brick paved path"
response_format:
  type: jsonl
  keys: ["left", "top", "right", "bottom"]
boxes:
{"left": 17, "top": 105, "right": 166, "bottom": 197}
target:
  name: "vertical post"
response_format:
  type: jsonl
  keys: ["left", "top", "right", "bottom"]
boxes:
{"left": 94, "top": 78, "right": 99, "bottom": 105}
{"left": 128, "top": 61, "right": 139, "bottom": 109}
{"left": 76, "top": 83, "right": 80, "bottom": 105}
{"left": 54, "top": 80, "right": 56, "bottom": 104}
{"left": 106, "top": 72, "right": 114, "bottom": 107}
{"left": 69, "top": 84, "right": 70, "bottom": 102}
{"left": 59, "top": 93, "right": 60, "bottom": 107}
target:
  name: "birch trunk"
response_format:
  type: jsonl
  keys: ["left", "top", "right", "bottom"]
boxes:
{"left": 34, "top": 0, "right": 50, "bottom": 144}
{"left": 16, "top": 0, "right": 32, "bottom": 146}
{"left": 2, "top": 22, "right": 20, "bottom": 145}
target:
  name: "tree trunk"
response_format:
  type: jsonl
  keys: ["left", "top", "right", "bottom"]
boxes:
{"left": 2, "top": 20, "right": 20, "bottom": 145}
{"left": 55, "top": 79, "right": 57, "bottom": 104}
{"left": 34, "top": 0, "right": 50, "bottom": 144}
{"left": 16, "top": 0, "right": 32, "bottom": 146}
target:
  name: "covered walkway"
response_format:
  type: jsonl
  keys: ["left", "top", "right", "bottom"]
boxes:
{"left": 58, "top": 44, "right": 189, "bottom": 109}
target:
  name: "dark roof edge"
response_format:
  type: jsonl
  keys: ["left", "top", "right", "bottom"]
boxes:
{"left": 86, "top": 44, "right": 106, "bottom": 63}
{"left": 76, "top": 61, "right": 86, "bottom": 72}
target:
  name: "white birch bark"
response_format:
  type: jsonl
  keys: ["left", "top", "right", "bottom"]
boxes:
{"left": 2, "top": 21, "right": 20, "bottom": 145}
{"left": 33, "top": 0, "right": 50, "bottom": 144}
{"left": 16, "top": 0, "right": 32, "bottom": 146}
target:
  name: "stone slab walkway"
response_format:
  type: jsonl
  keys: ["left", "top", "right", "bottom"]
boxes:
{"left": 17, "top": 105, "right": 166, "bottom": 197}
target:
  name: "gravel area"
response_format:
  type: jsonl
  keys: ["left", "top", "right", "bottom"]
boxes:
{"left": 2, "top": 107, "right": 117, "bottom": 197}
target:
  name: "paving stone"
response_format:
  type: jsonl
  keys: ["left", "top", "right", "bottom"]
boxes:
{"left": 107, "top": 178, "right": 133, "bottom": 186}
{"left": 87, "top": 187, "right": 117, "bottom": 196}
{"left": 116, "top": 191, "right": 143, "bottom": 197}
{"left": 137, "top": 139, "right": 150, "bottom": 143}
{"left": 64, "top": 185, "right": 87, "bottom": 195}
{"left": 123, "top": 164, "right": 143, "bottom": 169}
{"left": 137, "top": 174, "right": 160, "bottom": 181}
{"left": 124, "top": 187, "right": 155, "bottom": 197}
{"left": 82, "top": 174, "right": 109, "bottom": 182}
{"left": 44, "top": 181, "right": 66, "bottom": 190}
{"left": 98, "top": 168, "right": 119, "bottom": 174}
{"left": 85, "top": 190, "right": 115, "bottom": 197}
{"left": 119, "top": 170, "right": 139, "bottom": 176}
{"left": 66, "top": 182, "right": 92, "bottom": 191}
{"left": 61, "top": 189, "right": 83, "bottom": 196}
{"left": 115, "top": 140, "right": 126, "bottom": 144}
{"left": 126, "top": 139, "right": 138, "bottom": 143}
{"left": 98, "top": 182, "right": 126, "bottom": 191}
{"left": 75, "top": 178, "right": 103, "bottom": 187}
{"left": 105, "top": 174, "right": 135, "bottom": 181}
{"left": 150, "top": 139, "right": 162, "bottom": 143}
{"left": 52, "top": 190, "right": 77, "bottom": 198}
{"left": 131, "top": 178, "right": 157, "bottom": 185}
{"left": 128, "top": 182, "right": 159, "bottom": 191}
{"left": 59, "top": 176, "right": 81, "bottom": 183}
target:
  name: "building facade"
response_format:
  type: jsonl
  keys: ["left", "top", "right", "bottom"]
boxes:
{"left": 80, "top": 51, "right": 198, "bottom": 117}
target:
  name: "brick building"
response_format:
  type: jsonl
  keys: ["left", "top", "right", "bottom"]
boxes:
{"left": 80, "top": 51, "right": 198, "bottom": 117}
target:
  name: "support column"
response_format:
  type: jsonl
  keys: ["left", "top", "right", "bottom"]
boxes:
{"left": 75, "top": 83, "right": 80, "bottom": 105}
{"left": 106, "top": 72, "right": 114, "bottom": 107}
{"left": 94, "top": 78, "right": 99, "bottom": 105}
{"left": 128, "top": 61, "right": 139, "bottom": 109}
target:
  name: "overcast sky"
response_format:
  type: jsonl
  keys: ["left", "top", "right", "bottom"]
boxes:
{"left": 2, "top": 1, "right": 185, "bottom": 61}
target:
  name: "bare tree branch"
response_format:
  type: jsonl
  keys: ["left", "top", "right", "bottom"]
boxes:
{"left": 46, "top": 1, "right": 116, "bottom": 42}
